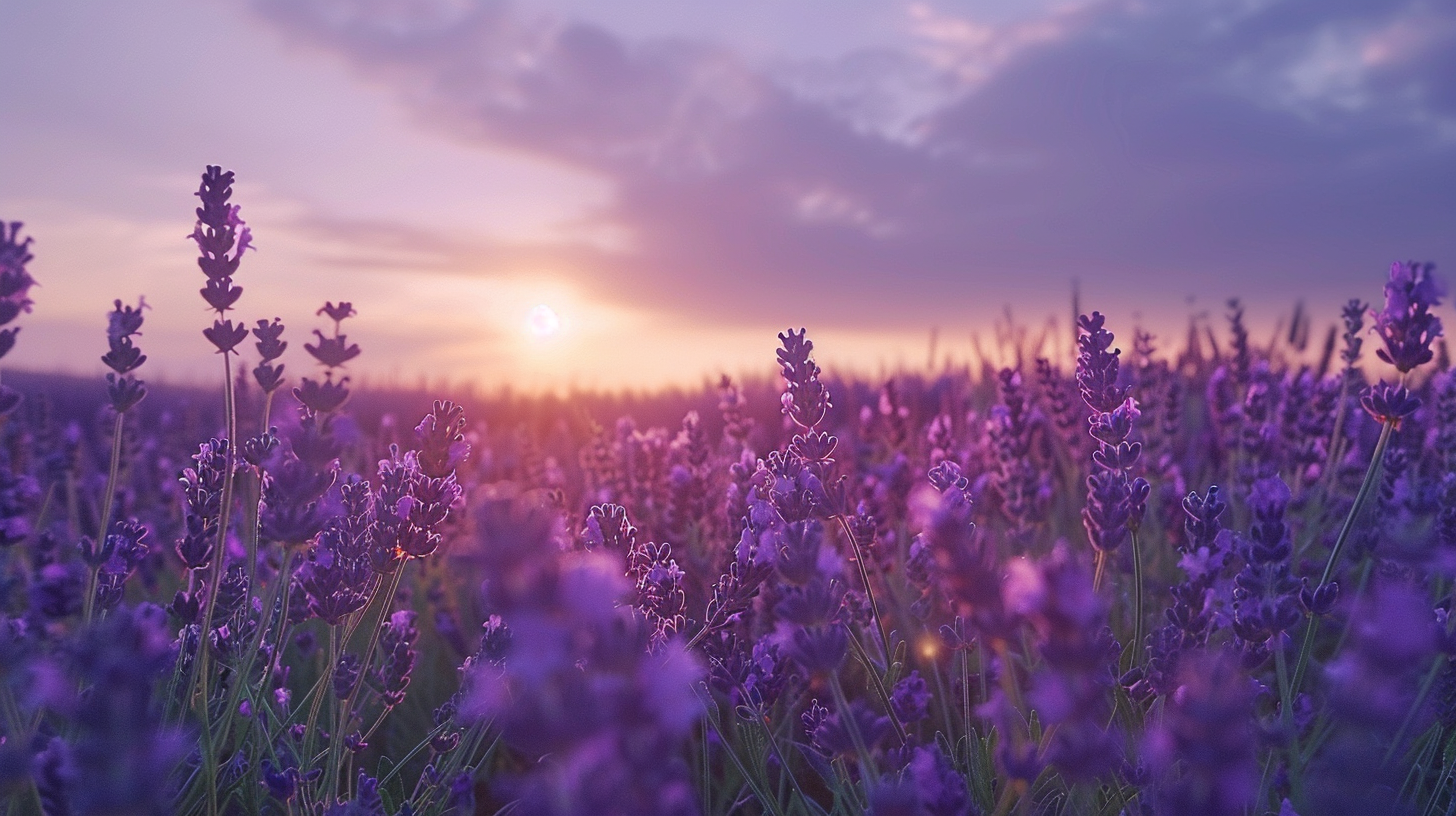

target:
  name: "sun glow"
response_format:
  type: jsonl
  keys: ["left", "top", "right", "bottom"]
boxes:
{"left": 527, "top": 304, "right": 561, "bottom": 337}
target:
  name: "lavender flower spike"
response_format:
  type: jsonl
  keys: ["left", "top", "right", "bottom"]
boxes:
{"left": 1373, "top": 260, "right": 1443, "bottom": 373}
{"left": 190, "top": 165, "right": 252, "bottom": 353}
{"left": 0, "top": 221, "right": 37, "bottom": 414}
{"left": 777, "top": 328, "right": 831, "bottom": 431}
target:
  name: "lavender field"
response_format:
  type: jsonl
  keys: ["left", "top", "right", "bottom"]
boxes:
{"left": 0, "top": 163, "right": 1450, "bottom": 816}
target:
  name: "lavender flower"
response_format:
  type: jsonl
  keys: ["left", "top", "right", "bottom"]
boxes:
{"left": 912, "top": 460, "right": 1010, "bottom": 637}
{"left": 989, "top": 367, "right": 1043, "bottom": 538}
{"left": 415, "top": 400, "right": 470, "bottom": 479}
{"left": 296, "top": 301, "right": 359, "bottom": 413}
{"left": 889, "top": 670, "right": 931, "bottom": 725}
{"left": 778, "top": 328, "right": 831, "bottom": 432}
{"left": 1231, "top": 477, "right": 1301, "bottom": 648}
{"left": 373, "top": 610, "right": 419, "bottom": 707}
{"left": 1145, "top": 649, "right": 1257, "bottom": 816}
{"left": 190, "top": 166, "right": 251, "bottom": 352}
{"left": 252, "top": 317, "right": 287, "bottom": 395}
{"left": 1339, "top": 299, "right": 1367, "bottom": 373}
{"left": 1372, "top": 261, "right": 1443, "bottom": 373}
{"left": 102, "top": 298, "right": 148, "bottom": 413}
{"left": 1005, "top": 545, "right": 1122, "bottom": 782}
{"left": 1361, "top": 380, "right": 1421, "bottom": 424}
{"left": 1077, "top": 312, "right": 1147, "bottom": 555}
{"left": 461, "top": 499, "right": 704, "bottom": 815}
{"left": 175, "top": 439, "right": 229, "bottom": 570}
{"left": 0, "top": 221, "right": 37, "bottom": 414}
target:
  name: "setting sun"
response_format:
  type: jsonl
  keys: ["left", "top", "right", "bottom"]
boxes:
{"left": 527, "top": 304, "right": 561, "bottom": 337}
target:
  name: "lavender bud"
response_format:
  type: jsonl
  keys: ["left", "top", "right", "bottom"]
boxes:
{"left": 1300, "top": 579, "right": 1339, "bottom": 617}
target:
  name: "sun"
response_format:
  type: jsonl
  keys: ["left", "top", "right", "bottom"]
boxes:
{"left": 527, "top": 304, "right": 561, "bottom": 337}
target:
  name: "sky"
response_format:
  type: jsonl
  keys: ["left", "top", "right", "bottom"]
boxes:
{"left": 1, "top": 0, "right": 1453, "bottom": 391}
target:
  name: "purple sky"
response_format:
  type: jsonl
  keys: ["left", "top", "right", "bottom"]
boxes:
{"left": 2, "top": 0, "right": 1453, "bottom": 389}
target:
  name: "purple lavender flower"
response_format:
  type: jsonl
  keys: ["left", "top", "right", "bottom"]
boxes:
{"left": 912, "top": 460, "right": 1010, "bottom": 638}
{"left": 1077, "top": 312, "right": 1146, "bottom": 554}
{"left": 461, "top": 499, "right": 704, "bottom": 815}
{"left": 190, "top": 166, "right": 251, "bottom": 351}
{"left": 372, "top": 443, "right": 463, "bottom": 563}
{"left": 175, "top": 439, "right": 229, "bottom": 570}
{"left": 1145, "top": 649, "right": 1257, "bottom": 816}
{"left": 1339, "top": 299, "right": 1367, "bottom": 372}
{"left": 101, "top": 298, "right": 148, "bottom": 413}
{"left": 1006, "top": 545, "right": 1122, "bottom": 782}
{"left": 34, "top": 604, "right": 189, "bottom": 816}
{"left": 1307, "top": 581, "right": 1438, "bottom": 815}
{"left": 252, "top": 317, "right": 288, "bottom": 394}
{"left": 414, "top": 400, "right": 470, "bottom": 480}
{"left": 1360, "top": 380, "right": 1420, "bottom": 424}
{"left": 298, "top": 524, "right": 376, "bottom": 626}
{"left": 1372, "top": 261, "right": 1443, "bottom": 373}
{"left": 870, "top": 745, "right": 975, "bottom": 816}
{"left": 889, "top": 670, "right": 931, "bottom": 725}
{"left": 1227, "top": 298, "right": 1252, "bottom": 388}
{"left": 809, "top": 697, "right": 892, "bottom": 759}
{"left": 92, "top": 520, "right": 150, "bottom": 613}
{"left": 373, "top": 609, "right": 419, "bottom": 707}
{"left": 260, "top": 441, "right": 338, "bottom": 547}
{"left": 989, "top": 367, "right": 1044, "bottom": 538}
{"left": 1324, "top": 580, "right": 1437, "bottom": 732}
{"left": 1230, "top": 477, "right": 1301, "bottom": 648}
{"left": 776, "top": 576, "right": 850, "bottom": 675}
{"left": 0, "top": 222, "right": 37, "bottom": 413}
{"left": 777, "top": 328, "right": 832, "bottom": 431}
{"left": 306, "top": 329, "right": 361, "bottom": 369}
{"left": 0, "top": 222, "right": 35, "bottom": 327}
{"left": 1076, "top": 312, "right": 1128, "bottom": 413}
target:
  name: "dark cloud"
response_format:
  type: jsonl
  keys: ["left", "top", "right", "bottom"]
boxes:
{"left": 250, "top": 0, "right": 1456, "bottom": 328}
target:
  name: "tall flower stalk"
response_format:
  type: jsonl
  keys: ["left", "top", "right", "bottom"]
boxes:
{"left": 1075, "top": 309, "right": 1150, "bottom": 674}
{"left": 84, "top": 298, "right": 149, "bottom": 622}
{"left": 1294, "top": 261, "right": 1442, "bottom": 698}
{"left": 188, "top": 165, "right": 253, "bottom": 816}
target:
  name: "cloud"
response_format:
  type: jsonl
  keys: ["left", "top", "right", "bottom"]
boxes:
{"left": 249, "top": 0, "right": 1456, "bottom": 330}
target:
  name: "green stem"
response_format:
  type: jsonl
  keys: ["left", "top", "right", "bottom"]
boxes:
{"left": 194, "top": 349, "right": 238, "bottom": 816}
{"left": 1092, "top": 550, "right": 1107, "bottom": 593}
{"left": 693, "top": 686, "right": 790, "bottom": 816}
{"left": 323, "top": 566, "right": 406, "bottom": 798}
{"left": 846, "top": 625, "right": 907, "bottom": 745}
{"left": 83, "top": 411, "right": 127, "bottom": 624}
{"left": 1292, "top": 419, "right": 1395, "bottom": 700}
{"left": 304, "top": 623, "right": 341, "bottom": 777}
{"left": 1320, "top": 372, "right": 1353, "bottom": 493}
{"left": 1274, "top": 640, "right": 1299, "bottom": 786}
{"left": 1318, "top": 419, "right": 1395, "bottom": 587}
{"left": 966, "top": 639, "right": 978, "bottom": 740}
{"left": 835, "top": 514, "right": 894, "bottom": 670}
{"left": 1128, "top": 528, "right": 1144, "bottom": 671}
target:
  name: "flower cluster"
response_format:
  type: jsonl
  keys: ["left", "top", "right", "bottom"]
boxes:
{"left": 1076, "top": 311, "right": 1149, "bottom": 554}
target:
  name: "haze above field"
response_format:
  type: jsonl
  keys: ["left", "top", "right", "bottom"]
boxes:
{"left": 2, "top": 0, "right": 1453, "bottom": 390}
